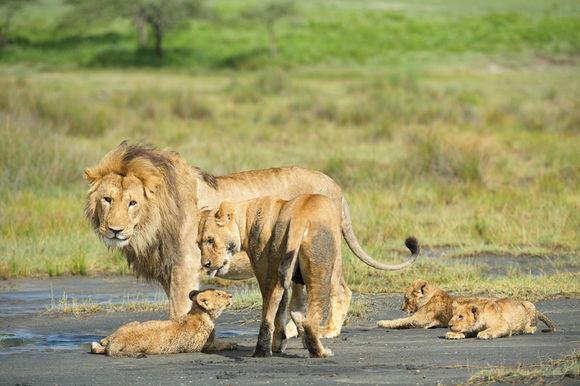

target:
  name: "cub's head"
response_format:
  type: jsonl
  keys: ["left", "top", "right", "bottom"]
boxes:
{"left": 401, "top": 279, "right": 432, "bottom": 313}
{"left": 448, "top": 302, "right": 480, "bottom": 333}
{"left": 188, "top": 288, "right": 233, "bottom": 319}
{"left": 84, "top": 143, "right": 162, "bottom": 249}
{"left": 197, "top": 201, "right": 241, "bottom": 278}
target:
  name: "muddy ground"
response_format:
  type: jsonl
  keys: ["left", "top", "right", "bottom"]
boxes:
{"left": 0, "top": 277, "right": 578, "bottom": 385}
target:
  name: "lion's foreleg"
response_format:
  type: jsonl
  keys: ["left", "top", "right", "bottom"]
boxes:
{"left": 168, "top": 253, "right": 198, "bottom": 319}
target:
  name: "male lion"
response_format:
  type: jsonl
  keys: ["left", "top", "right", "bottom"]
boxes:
{"left": 90, "top": 288, "right": 235, "bottom": 357}
{"left": 85, "top": 142, "right": 417, "bottom": 319}
{"left": 198, "top": 195, "right": 419, "bottom": 358}
{"left": 377, "top": 279, "right": 488, "bottom": 329}
{"left": 445, "top": 298, "right": 555, "bottom": 340}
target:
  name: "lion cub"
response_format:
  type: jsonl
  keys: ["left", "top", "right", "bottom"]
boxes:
{"left": 377, "top": 279, "right": 480, "bottom": 329}
{"left": 90, "top": 289, "right": 236, "bottom": 357}
{"left": 446, "top": 298, "right": 555, "bottom": 340}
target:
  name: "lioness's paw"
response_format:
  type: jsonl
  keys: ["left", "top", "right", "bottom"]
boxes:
{"left": 445, "top": 332, "right": 465, "bottom": 340}
{"left": 311, "top": 348, "right": 334, "bottom": 358}
{"left": 252, "top": 348, "right": 273, "bottom": 358}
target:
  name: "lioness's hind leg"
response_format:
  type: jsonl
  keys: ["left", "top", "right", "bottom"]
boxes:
{"left": 377, "top": 316, "right": 417, "bottom": 329}
{"left": 272, "top": 289, "right": 290, "bottom": 353}
{"left": 322, "top": 274, "right": 351, "bottom": 338}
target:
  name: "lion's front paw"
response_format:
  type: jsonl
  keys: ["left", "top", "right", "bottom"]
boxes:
{"left": 445, "top": 332, "right": 465, "bottom": 340}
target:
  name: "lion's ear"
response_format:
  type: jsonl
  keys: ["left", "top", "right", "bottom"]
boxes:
{"left": 84, "top": 167, "right": 99, "bottom": 184}
{"left": 215, "top": 201, "right": 234, "bottom": 227}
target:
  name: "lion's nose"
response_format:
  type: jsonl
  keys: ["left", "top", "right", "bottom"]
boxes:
{"left": 108, "top": 226, "right": 123, "bottom": 236}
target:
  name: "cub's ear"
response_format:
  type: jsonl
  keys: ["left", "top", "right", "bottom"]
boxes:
{"left": 413, "top": 279, "right": 427, "bottom": 295}
{"left": 215, "top": 201, "right": 235, "bottom": 227}
{"left": 196, "top": 291, "right": 216, "bottom": 311}
{"left": 189, "top": 290, "right": 201, "bottom": 301}
{"left": 471, "top": 305, "right": 480, "bottom": 317}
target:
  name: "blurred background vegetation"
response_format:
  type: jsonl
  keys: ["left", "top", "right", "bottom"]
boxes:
{"left": 0, "top": 0, "right": 578, "bottom": 298}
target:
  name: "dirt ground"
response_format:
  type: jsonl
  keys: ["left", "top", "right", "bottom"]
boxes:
{"left": 0, "top": 277, "right": 578, "bottom": 385}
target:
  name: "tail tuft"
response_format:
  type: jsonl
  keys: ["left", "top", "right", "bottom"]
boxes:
{"left": 405, "top": 237, "right": 419, "bottom": 255}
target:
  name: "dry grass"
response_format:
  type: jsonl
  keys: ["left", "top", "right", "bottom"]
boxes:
{"left": 467, "top": 351, "right": 580, "bottom": 385}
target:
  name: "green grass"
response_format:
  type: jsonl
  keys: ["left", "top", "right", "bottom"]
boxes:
{"left": 467, "top": 351, "right": 580, "bottom": 385}
{"left": 0, "top": 0, "right": 578, "bottom": 301}
{"left": 1, "top": 0, "right": 579, "bottom": 69}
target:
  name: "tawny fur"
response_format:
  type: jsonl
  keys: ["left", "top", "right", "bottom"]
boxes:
{"left": 445, "top": 298, "right": 556, "bottom": 340}
{"left": 86, "top": 142, "right": 417, "bottom": 320}
{"left": 198, "top": 195, "right": 353, "bottom": 358}
{"left": 377, "top": 279, "right": 488, "bottom": 329}
{"left": 90, "top": 289, "right": 236, "bottom": 357}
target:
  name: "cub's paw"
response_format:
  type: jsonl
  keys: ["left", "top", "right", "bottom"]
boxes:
{"left": 445, "top": 332, "right": 465, "bottom": 340}
{"left": 90, "top": 342, "right": 105, "bottom": 354}
{"left": 476, "top": 331, "right": 493, "bottom": 340}
{"left": 377, "top": 320, "right": 394, "bottom": 329}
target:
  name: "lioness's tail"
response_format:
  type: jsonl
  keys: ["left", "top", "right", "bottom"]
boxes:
{"left": 537, "top": 311, "right": 556, "bottom": 333}
{"left": 278, "top": 220, "right": 309, "bottom": 290}
{"left": 341, "top": 198, "right": 419, "bottom": 270}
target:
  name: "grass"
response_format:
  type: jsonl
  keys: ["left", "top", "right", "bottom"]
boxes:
{"left": 467, "top": 351, "right": 580, "bottom": 385}
{"left": 44, "top": 290, "right": 169, "bottom": 317}
{"left": 0, "top": 1, "right": 578, "bottom": 302}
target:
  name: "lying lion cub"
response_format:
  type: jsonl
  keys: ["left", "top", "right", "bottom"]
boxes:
{"left": 91, "top": 289, "right": 236, "bottom": 357}
{"left": 377, "top": 279, "right": 484, "bottom": 329}
{"left": 446, "top": 298, "right": 556, "bottom": 340}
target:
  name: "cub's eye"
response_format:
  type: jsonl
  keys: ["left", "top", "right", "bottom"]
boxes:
{"left": 205, "top": 238, "right": 215, "bottom": 245}
{"left": 104, "top": 197, "right": 112, "bottom": 203}
{"left": 129, "top": 200, "right": 137, "bottom": 207}
{"left": 458, "top": 315, "right": 463, "bottom": 320}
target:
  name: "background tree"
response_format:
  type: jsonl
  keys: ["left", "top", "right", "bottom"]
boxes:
{"left": 242, "top": 1, "right": 297, "bottom": 58}
{"left": 0, "top": 0, "right": 37, "bottom": 46}
{"left": 62, "top": 0, "right": 205, "bottom": 59}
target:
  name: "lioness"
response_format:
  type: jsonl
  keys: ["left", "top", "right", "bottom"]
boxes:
{"left": 85, "top": 142, "right": 418, "bottom": 319}
{"left": 445, "top": 298, "right": 556, "bottom": 340}
{"left": 377, "top": 279, "right": 488, "bottom": 329}
{"left": 198, "top": 195, "right": 419, "bottom": 358}
{"left": 90, "top": 289, "right": 235, "bottom": 356}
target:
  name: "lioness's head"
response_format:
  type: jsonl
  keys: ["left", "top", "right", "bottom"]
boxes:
{"left": 448, "top": 302, "right": 480, "bottom": 333}
{"left": 401, "top": 279, "right": 431, "bottom": 313}
{"left": 197, "top": 201, "right": 241, "bottom": 278}
{"left": 188, "top": 288, "right": 232, "bottom": 319}
{"left": 84, "top": 142, "right": 163, "bottom": 249}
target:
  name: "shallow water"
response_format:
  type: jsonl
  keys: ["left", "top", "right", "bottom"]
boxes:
{"left": 0, "top": 328, "right": 256, "bottom": 355}
{"left": 0, "top": 276, "right": 165, "bottom": 318}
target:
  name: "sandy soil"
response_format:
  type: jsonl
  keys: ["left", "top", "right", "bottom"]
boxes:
{"left": 0, "top": 277, "right": 578, "bottom": 385}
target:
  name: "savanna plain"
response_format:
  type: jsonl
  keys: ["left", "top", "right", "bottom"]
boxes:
{"left": 0, "top": 0, "right": 579, "bottom": 384}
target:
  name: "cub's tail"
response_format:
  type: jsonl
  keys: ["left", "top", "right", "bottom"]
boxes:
{"left": 537, "top": 311, "right": 556, "bottom": 333}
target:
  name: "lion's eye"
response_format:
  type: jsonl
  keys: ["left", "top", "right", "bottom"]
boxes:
{"left": 458, "top": 315, "right": 463, "bottom": 320}
{"left": 104, "top": 197, "right": 112, "bottom": 203}
{"left": 206, "top": 238, "right": 214, "bottom": 245}
{"left": 129, "top": 200, "right": 137, "bottom": 207}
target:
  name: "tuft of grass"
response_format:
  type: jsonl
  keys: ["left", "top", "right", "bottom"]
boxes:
{"left": 45, "top": 291, "right": 168, "bottom": 317}
{"left": 467, "top": 351, "right": 580, "bottom": 385}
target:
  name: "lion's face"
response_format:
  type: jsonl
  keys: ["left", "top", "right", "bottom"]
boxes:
{"left": 401, "top": 279, "right": 429, "bottom": 313}
{"left": 448, "top": 303, "right": 479, "bottom": 333}
{"left": 88, "top": 173, "right": 146, "bottom": 248}
{"left": 197, "top": 202, "right": 241, "bottom": 278}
